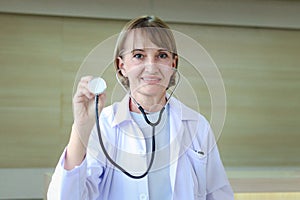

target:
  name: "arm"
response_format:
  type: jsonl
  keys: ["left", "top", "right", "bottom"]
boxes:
{"left": 47, "top": 76, "right": 106, "bottom": 199}
{"left": 65, "top": 76, "right": 106, "bottom": 170}
{"left": 205, "top": 125, "right": 234, "bottom": 200}
{"left": 47, "top": 147, "right": 104, "bottom": 200}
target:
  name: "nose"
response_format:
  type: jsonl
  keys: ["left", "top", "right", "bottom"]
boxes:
{"left": 144, "top": 55, "right": 158, "bottom": 72}
{"left": 145, "top": 54, "right": 156, "bottom": 65}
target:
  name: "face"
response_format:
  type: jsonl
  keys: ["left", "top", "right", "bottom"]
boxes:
{"left": 117, "top": 29, "right": 177, "bottom": 98}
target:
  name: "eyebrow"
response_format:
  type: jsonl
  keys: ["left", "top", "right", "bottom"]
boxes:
{"left": 130, "top": 48, "right": 169, "bottom": 53}
{"left": 131, "top": 49, "right": 144, "bottom": 53}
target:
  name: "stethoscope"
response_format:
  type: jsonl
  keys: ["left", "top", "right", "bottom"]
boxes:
{"left": 90, "top": 68, "right": 180, "bottom": 179}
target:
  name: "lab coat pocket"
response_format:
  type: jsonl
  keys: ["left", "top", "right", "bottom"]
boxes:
{"left": 186, "top": 148, "right": 207, "bottom": 200}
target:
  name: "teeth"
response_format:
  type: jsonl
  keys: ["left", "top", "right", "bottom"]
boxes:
{"left": 143, "top": 78, "right": 158, "bottom": 81}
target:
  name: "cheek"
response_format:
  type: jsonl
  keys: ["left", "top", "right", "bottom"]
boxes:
{"left": 162, "top": 67, "right": 174, "bottom": 77}
{"left": 123, "top": 62, "right": 145, "bottom": 76}
{"left": 124, "top": 67, "right": 143, "bottom": 83}
{"left": 121, "top": 61, "right": 135, "bottom": 77}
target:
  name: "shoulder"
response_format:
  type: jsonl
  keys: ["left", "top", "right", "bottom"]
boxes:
{"left": 170, "top": 98, "right": 213, "bottom": 150}
{"left": 169, "top": 96, "right": 209, "bottom": 126}
{"left": 99, "top": 102, "right": 120, "bottom": 125}
{"left": 101, "top": 102, "right": 118, "bottom": 116}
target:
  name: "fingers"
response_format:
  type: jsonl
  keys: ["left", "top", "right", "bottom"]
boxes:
{"left": 73, "top": 76, "right": 107, "bottom": 114}
{"left": 72, "top": 76, "right": 107, "bottom": 134}
{"left": 97, "top": 92, "right": 107, "bottom": 110}
{"left": 74, "top": 76, "right": 95, "bottom": 102}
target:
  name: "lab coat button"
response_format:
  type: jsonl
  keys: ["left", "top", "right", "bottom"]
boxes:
{"left": 139, "top": 193, "right": 148, "bottom": 200}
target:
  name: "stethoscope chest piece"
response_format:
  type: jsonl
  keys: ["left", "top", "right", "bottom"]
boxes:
{"left": 88, "top": 77, "right": 107, "bottom": 95}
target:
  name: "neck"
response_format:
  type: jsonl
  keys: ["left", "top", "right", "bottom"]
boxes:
{"left": 129, "top": 93, "right": 167, "bottom": 113}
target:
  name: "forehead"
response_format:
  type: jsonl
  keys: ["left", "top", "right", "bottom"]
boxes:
{"left": 121, "top": 29, "right": 160, "bottom": 53}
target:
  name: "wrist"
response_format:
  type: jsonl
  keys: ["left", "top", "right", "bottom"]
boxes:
{"left": 71, "top": 122, "right": 92, "bottom": 148}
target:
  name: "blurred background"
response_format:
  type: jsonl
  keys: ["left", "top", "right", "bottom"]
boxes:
{"left": 0, "top": 0, "right": 299, "bottom": 199}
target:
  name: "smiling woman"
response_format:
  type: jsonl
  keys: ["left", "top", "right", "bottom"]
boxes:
{"left": 47, "top": 15, "right": 234, "bottom": 200}
{"left": 1, "top": 9, "right": 300, "bottom": 199}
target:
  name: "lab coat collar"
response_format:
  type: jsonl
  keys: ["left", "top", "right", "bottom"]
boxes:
{"left": 167, "top": 94, "right": 199, "bottom": 121}
{"left": 111, "top": 95, "right": 132, "bottom": 127}
{"left": 112, "top": 94, "right": 199, "bottom": 127}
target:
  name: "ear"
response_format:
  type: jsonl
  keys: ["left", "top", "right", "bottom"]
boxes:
{"left": 117, "top": 57, "right": 127, "bottom": 77}
{"left": 172, "top": 54, "right": 178, "bottom": 68}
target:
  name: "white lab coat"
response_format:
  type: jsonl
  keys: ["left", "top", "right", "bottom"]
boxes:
{"left": 48, "top": 95, "right": 234, "bottom": 200}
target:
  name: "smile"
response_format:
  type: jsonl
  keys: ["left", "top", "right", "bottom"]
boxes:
{"left": 141, "top": 77, "right": 161, "bottom": 84}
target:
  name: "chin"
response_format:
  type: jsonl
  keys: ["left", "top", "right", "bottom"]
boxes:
{"left": 141, "top": 85, "right": 166, "bottom": 96}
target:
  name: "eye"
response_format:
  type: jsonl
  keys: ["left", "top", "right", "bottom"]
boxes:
{"left": 158, "top": 52, "right": 169, "bottom": 59}
{"left": 133, "top": 53, "right": 144, "bottom": 59}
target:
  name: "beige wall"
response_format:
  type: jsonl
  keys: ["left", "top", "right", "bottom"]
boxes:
{"left": 1, "top": 0, "right": 300, "bottom": 29}
{"left": 0, "top": 13, "right": 299, "bottom": 168}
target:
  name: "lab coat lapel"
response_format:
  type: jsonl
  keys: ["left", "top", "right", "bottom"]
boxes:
{"left": 169, "top": 99, "right": 185, "bottom": 197}
{"left": 168, "top": 96, "right": 199, "bottom": 199}
{"left": 113, "top": 95, "right": 147, "bottom": 175}
{"left": 113, "top": 94, "right": 146, "bottom": 153}
{"left": 116, "top": 122, "right": 148, "bottom": 176}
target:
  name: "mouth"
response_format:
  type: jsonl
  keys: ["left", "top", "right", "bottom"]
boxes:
{"left": 141, "top": 76, "right": 161, "bottom": 84}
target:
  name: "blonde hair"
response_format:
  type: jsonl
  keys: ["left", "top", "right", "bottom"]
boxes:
{"left": 114, "top": 15, "right": 178, "bottom": 89}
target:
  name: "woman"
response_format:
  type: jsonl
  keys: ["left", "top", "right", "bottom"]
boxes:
{"left": 48, "top": 15, "right": 234, "bottom": 200}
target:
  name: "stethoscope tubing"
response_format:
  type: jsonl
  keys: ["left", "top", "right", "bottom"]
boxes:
{"left": 95, "top": 68, "right": 180, "bottom": 179}
{"left": 95, "top": 94, "right": 161, "bottom": 179}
